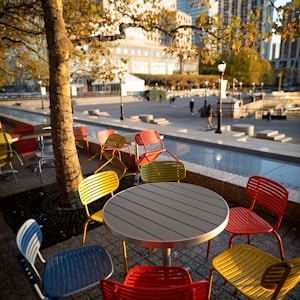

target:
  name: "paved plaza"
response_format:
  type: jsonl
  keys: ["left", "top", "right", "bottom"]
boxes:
{"left": 0, "top": 98, "right": 300, "bottom": 299}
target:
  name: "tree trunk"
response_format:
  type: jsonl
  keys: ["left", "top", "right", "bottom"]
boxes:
{"left": 42, "top": 0, "right": 83, "bottom": 208}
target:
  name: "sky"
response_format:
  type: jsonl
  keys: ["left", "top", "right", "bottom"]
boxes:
{"left": 272, "top": 0, "right": 289, "bottom": 44}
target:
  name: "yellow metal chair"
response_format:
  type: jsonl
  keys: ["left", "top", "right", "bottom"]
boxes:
{"left": 208, "top": 244, "right": 300, "bottom": 300}
{"left": 0, "top": 132, "right": 23, "bottom": 182}
{"left": 140, "top": 160, "right": 186, "bottom": 183}
{"left": 78, "top": 170, "right": 128, "bottom": 273}
{"left": 94, "top": 134, "right": 129, "bottom": 179}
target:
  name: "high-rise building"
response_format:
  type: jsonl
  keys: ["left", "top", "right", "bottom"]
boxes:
{"left": 177, "top": 0, "right": 217, "bottom": 46}
{"left": 271, "top": 2, "right": 300, "bottom": 86}
{"left": 97, "top": 0, "right": 197, "bottom": 76}
{"left": 218, "top": 0, "right": 273, "bottom": 60}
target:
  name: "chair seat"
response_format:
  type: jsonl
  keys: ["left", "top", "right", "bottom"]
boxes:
{"left": 211, "top": 244, "right": 288, "bottom": 300}
{"left": 225, "top": 207, "right": 273, "bottom": 234}
{"left": 90, "top": 210, "right": 104, "bottom": 223}
{"left": 43, "top": 245, "right": 113, "bottom": 298}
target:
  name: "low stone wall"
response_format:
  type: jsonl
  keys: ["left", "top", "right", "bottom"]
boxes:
{"left": 183, "top": 170, "right": 300, "bottom": 227}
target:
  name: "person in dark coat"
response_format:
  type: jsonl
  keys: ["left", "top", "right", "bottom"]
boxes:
{"left": 189, "top": 99, "right": 195, "bottom": 115}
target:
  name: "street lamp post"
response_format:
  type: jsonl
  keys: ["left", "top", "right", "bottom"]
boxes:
{"left": 118, "top": 72, "right": 124, "bottom": 120}
{"left": 232, "top": 78, "right": 237, "bottom": 101}
{"left": 261, "top": 82, "right": 264, "bottom": 100}
{"left": 215, "top": 61, "right": 226, "bottom": 134}
{"left": 38, "top": 81, "right": 44, "bottom": 109}
{"left": 204, "top": 80, "right": 208, "bottom": 107}
{"left": 239, "top": 82, "right": 243, "bottom": 101}
{"left": 252, "top": 82, "right": 256, "bottom": 101}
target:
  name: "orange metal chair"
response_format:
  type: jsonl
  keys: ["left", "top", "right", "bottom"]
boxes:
{"left": 97, "top": 129, "right": 116, "bottom": 161}
{"left": 97, "top": 129, "right": 131, "bottom": 162}
{"left": 134, "top": 129, "right": 178, "bottom": 169}
{"left": 73, "top": 125, "right": 89, "bottom": 155}
{"left": 206, "top": 175, "right": 289, "bottom": 260}
{"left": 101, "top": 266, "right": 209, "bottom": 300}
{"left": 94, "top": 133, "right": 129, "bottom": 179}
{"left": 209, "top": 244, "right": 300, "bottom": 300}
{"left": 10, "top": 124, "right": 37, "bottom": 163}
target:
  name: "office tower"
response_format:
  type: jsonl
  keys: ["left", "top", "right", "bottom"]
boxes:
{"left": 219, "top": 0, "right": 273, "bottom": 60}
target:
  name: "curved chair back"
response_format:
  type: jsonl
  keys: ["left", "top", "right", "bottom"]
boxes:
{"left": 246, "top": 175, "right": 289, "bottom": 225}
{"left": 140, "top": 160, "right": 186, "bottom": 183}
{"left": 135, "top": 129, "right": 164, "bottom": 149}
{"left": 135, "top": 130, "right": 178, "bottom": 168}
{"left": 10, "top": 124, "right": 36, "bottom": 160}
{"left": 101, "top": 279, "right": 209, "bottom": 300}
{"left": 73, "top": 125, "right": 89, "bottom": 154}
{"left": 261, "top": 258, "right": 300, "bottom": 298}
{"left": 0, "top": 132, "right": 23, "bottom": 182}
{"left": 97, "top": 129, "right": 115, "bottom": 147}
{"left": 16, "top": 219, "right": 43, "bottom": 280}
{"left": 123, "top": 266, "right": 192, "bottom": 287}
{"left": 78, "top": 170, "right": 119, "bottom": 212}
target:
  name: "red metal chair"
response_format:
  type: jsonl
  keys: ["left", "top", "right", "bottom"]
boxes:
{"left": 123, "top": 266, "right": 193, "bottom": 287}
{"left": 206, "top": 175, "right": 289, "bottom": 260}
{"left": 73, "top": 125, "right": 89, "bottom": 155}
{"left": 10, "top": 124, "right": 37, "bottom": 163}
{"left": 134, "top": 129, "right": 178, "bottom": 169}
{"left": 101, "top": 266, "right": 209, "bottom": 300}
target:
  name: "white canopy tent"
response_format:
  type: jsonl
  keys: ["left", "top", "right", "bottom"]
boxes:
{"left": 92, "top": 73, "right": 145, "bottom": 96}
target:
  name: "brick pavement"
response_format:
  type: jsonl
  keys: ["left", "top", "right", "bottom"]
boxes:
{"left": 0, "top": 149, "right": 299, "bottom": 299}
{"left": 0, "top": 103, "right": 299, "bottom": 300}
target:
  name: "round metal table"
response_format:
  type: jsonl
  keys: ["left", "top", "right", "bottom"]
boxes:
{"left": 103, "top": 182, "right": 229, "bottom": 266}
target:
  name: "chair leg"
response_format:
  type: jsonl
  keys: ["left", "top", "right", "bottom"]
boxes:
{"left": 273, "top": 231, "right": 285, "bottom": 260}
{"left": 122, "top": 240, "right": 128, "bottom": 274}
{"left": 82, "top": 219, "right": 91, "bottom": 247}
{"left": 206, "top": 240, "right": 211, "bottom": 258}
{"left": 208, "top": 268, "right": 214, "bottom": 300}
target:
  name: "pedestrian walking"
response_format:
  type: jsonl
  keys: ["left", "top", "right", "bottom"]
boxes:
{"left": 189, "top": 99, "right": 195, "bottom": 115}
{"left": 206, "top": 104, "right": 214, "bottom": 129}
{"left": 170, "top": 95, "right": 176, "bottom": 107}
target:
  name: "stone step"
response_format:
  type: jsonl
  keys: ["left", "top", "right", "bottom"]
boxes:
{"left": 256, "top": 129, "right": 293, "bottom": 143}
{"left": 276, "top": 136, "right": 293, "bottom": 143}
{"left": 130, "top": 115, "right": 140, "bottom": 122}
{"left": 150, "top": 118, "right": 170, "bottom": 126}
{"left": 256, "top": 130, "right": 279, "bottom": 139}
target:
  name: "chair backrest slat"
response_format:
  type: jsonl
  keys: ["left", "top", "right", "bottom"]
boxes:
{"left": 261, "top": 258, "right": 300, "bottom": 299}
{"left": 100, "top": 279, "right": 209, "bottom": 300}
{"left": 16, "top": 219, "right": 43, "bottom": 280}
{"left": 140, "top": 160, "right": 186, "bottom": 183}
{"left": 78, "top": 171, "right": 119, "bottom": 206}
{"left": 246, "top": 176, "right": 289, "bottom": 216}
{"left": 97, "top": 129, "right": 115, "bottom": 147}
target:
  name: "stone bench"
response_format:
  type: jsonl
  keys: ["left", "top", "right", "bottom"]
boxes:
{"left": 231, "top": 124, "right": 254, "bottom": 136}
{"left": 139, "top": 114, "right": 153, "bottom": 123}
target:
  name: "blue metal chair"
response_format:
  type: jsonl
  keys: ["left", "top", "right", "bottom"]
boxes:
{"left": 16, "top": 219, "right": 114, "bottom": 299}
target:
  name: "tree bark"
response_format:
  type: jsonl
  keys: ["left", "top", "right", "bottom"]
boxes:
{"left": 42, "top": 0, "right": 83, "bottom": 208}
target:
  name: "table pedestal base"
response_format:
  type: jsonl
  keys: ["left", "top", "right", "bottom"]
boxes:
{"left": 163, "top": 248, "right": 171, "bottom": 266}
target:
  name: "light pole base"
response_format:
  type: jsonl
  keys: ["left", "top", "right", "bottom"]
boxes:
{"left": 215, "top": 128, "right": 222, "bottom": 134}
{"left": 120, "top": 104, "right": 124, "bottom": 120}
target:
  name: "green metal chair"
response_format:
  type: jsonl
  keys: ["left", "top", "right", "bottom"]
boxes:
{"left": 140, "top": 160, "right": 186, "bottom": 183}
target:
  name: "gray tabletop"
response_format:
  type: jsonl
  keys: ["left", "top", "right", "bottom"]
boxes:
{"left": 103, "top": 182, "right": 229, "bottom": 265}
